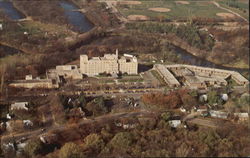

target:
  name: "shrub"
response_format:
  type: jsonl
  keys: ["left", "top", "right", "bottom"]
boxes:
{"left": 24, "top": 138, "right": 44, "bottom": 157}
{"left": 59, "top": 142, "right": 84, "bottom": 158}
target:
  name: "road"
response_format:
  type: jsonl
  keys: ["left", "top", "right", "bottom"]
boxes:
{"left": 182, "top": 112, "right": 201, "bottom": 121}
{"left": 1, "top": 110, "right": 154, "bottom": 144}
{"left": 212, "top": 1, "right": 248, "bottom": 23}
{"left": 4, "top": 86, "right": 164, "bottom": 102}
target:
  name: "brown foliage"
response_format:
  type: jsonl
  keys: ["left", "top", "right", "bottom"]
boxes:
{"left": 13, "top": 1, "right": 68, "bottom": 25}
{"left": 142, "top": 89, "right": 199, "bottom": 110}
{"left": 142, "top": 91, "right": 182, "bottom": 109}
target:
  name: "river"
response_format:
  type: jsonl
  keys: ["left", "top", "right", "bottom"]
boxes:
{"left": 0, "top": 0, "right": 94, "bottom": 33}
{"left": 0, "top": 0, "right": 25, "bottom": 20}
{"left": 0, "top": 1, "right": 248, "bottom": 74}
{"left": 59, "top": 1, "right": 94, "bottom": 33}
{"left": 0, "top": 44, "right": 22, "bottom": 58}
{"left": 174, "top": 46, "right": 249, "bottom": 73}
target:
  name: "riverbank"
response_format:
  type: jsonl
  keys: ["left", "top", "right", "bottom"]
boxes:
{"left": 163, "top": 33, "right": 249, "bottom": 70}
{"left": 0, "top": 0, "right": 25, "bottom": 20}
{"left": 0, "top": 44, "right": 22, "bottom": 58}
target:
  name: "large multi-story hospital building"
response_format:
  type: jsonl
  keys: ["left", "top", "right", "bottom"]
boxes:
{"left": 80, "top": 50, "right": 138, "bottom": 76}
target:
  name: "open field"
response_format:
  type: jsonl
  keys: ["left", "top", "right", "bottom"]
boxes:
{"left": 217, "top": 0, "right": 249, "bottom": 19}
{"left": 115, "top": 0, "right": 241, "bottom": 20}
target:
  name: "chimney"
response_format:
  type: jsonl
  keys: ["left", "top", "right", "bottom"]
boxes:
{"left": 116, "top": 49, "right": 118, "bottom": 57}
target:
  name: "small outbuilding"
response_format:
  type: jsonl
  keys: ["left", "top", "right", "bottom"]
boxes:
{"left": 234, "top": 113, "right": 249, "bottom": 121}
{"left": 209, "top": 110, "right": 228, "bottom": 119}
{"left": 168, "top": 120, "right": 181, "bottom": 128}
{"left": 10, "top": 102, "right": 29, "bottom": 111}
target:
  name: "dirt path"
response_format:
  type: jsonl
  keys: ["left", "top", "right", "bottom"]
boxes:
{"left": 212, "top": 1, "right": 248, "bottom": 23}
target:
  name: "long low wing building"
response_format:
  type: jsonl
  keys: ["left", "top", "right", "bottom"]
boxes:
{"left": 153, "top": 64, "right": 249, "bottom": 89}
{"left": 154, "top": 64, "right": 180, "bottom": 88}
{"left": 9, "top": 78, "right": 59, "bottom": 89}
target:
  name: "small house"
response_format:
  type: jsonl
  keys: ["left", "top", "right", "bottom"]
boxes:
{"left": 180, "top": 107, "right": 187, "bottom": 113}
{"left": 23, "top": 120, "right": 33, "bottom": 128}
{"left": 168, "top": 120, "right": 181, "bottom": 128}
{"left": 209, "top": 110, "right": 228, "bottom": 119}
{"left": 234, "top": 113, "right": 249, "bottom": 121}
{"left": 10, "top": 102, "right": 29, "bottom": 111}
{"left": 199, "top": 94, "right": 208, "bottom": 102}
{"left": 197, "top": 105, "right": 208, "bottom": 112}
{"left": 25, "top": 75, "right": 33, "bottom": 80}
{"left": 221, "top": 94, "right": 228, "bottom": 102}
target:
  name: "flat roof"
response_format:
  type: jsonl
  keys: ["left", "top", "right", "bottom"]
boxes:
{"left": 184, "top": 75, "right": 201, "bottom": 84}
{"left": 155, "top": 64, "right": 180, "bottom": 86}
{"left": 196, "top": 76, "right": 227, "bottom": 83}
{"left": 165, "top": 64, "right": 249, "bottom": 83}
{"left": 10, "top": 79, "right": 52, "bottom": 84}
{"left": 231, "top": 72, "right": 249, "bottom": 83}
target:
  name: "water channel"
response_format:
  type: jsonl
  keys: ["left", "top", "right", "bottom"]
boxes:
{"left": 0, "top": 44, "right": 22, "bottom": 58}
{"left": 174, "top": 46, "right": 249, "bottom": 73}
{"left": 0, "top": 0, "right": 94, "bottom": 33}
{"left": 59, "top": 1, "right": 94, "bottom": 33}
{"left": 0, "top": 1, "right": 248, "bottom": 74}
{"left": 0, "top": 0, "right": 25, "bottom": 20}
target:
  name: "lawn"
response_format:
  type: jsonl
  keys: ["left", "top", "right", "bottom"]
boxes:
{"left": 216, "top": 0, "right": 249, "bottom": 19}
{"left": 118, "top": 78, "right": 144, "bottom": 82}
{"left": 116, "top": 0, "right": 231, "bottom": 20}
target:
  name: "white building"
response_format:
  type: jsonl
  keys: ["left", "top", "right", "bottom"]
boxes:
{"left": 80, "top": 49, "right": 138, "bottom": 76}
{"left": 25, "top": 75, "right": 33, "bottom": 80}
{"left": 168, "top": 120, "right": 181, "bottom": 128}
{"left": 234, "top": 113, "right": 249, "bottom": 121}
{"left": 209, "top": 110, "right": 228, "bottom": 119}
{"left": 10, "top": 102, "right": 29, "bottom": 111}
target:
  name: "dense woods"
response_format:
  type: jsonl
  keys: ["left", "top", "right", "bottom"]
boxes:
{"left": 141, "top": 90, "right": 198, "bottom": 110}
{"left": 126, "top": 22, "right": 215, "bottom": 51}
{"left": 19, "top": 112, "right": 250, "bottom": 158}
{"left": 209, "top": 28, "right": 249, "bottom": 65}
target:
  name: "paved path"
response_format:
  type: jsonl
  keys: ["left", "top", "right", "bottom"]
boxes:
{"left": 212, "top": 1, "right": 248, "bottom": 23}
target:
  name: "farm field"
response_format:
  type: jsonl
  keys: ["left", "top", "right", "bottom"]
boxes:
{"left": 112, "top": 0, "right": 248, "bottom": 21}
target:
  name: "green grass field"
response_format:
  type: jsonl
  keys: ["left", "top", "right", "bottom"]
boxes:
{"left": 217, "top": 0, "right": 249, "bottom": 19}
{"left": 115, "top": 0, "right": 248, "bottom": 20}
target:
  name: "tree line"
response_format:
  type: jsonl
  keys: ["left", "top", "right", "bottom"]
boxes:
{"left": 126, "top": 22, "right": 215, "bottom": 51}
